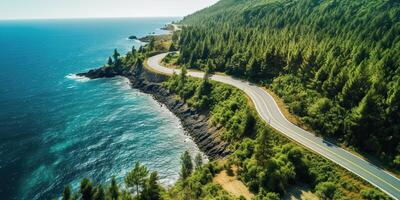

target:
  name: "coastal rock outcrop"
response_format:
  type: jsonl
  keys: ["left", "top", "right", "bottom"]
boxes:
{"left": 78, "top": 64, "right": 230, "bottom": 159}
{"left": 128, "top": 35, "right": 138, "bottom": 40}
{"left": 77, "top": 66, "right": 123, "bottom": 79}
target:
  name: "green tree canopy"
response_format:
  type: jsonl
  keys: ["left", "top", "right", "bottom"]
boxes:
{"left": 79, "top": 178, "right": 93, "bottom": 200}
{"left": 62, "top": 185, "right": 72, "bottom": 200}
{"left": 113, "top": 49, "right": 121, "bottom": 66}
{"left": 141, "top": 171, "right": 162, "bottom": 200}
{"left": 125, "top": 162, "right": 149, "bottom": 195}
{"left": 107, "top": 57, "right": 113, "bottom": 66}
{"left": 194, "top": 153, "right": 203, "bottom": 170}
{"left": 176, "top": 0, "right": 400, "bottom": 165}
{"left": 316, "top": 182, "right": 336, "bottom": 200}
{"left": 108, "top": 176, "right": 119, "bottom": 200}
{"left": 180, "top": 151, "right": 193, "bottom": 180}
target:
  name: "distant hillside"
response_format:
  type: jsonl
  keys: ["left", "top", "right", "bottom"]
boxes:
{"left": 175, "top": 0, "right": 400, "bottom": 167}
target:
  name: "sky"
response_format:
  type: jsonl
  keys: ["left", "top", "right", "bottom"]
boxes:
{"left": 0, "top": 0, "right": 219, "bottom": 20}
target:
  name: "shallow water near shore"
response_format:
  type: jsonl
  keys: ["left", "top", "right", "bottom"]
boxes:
{"left": 0, "top": 18, "right": 203, "bottom": 200}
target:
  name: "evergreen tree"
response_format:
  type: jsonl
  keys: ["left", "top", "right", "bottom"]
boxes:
{"left": 139, "top": 45, "right": 145, "bottom": 53}
{"left": 247, "top": 58, "right": 260, "bottom": 79}
{"left": 79, "top": 178, "right": 93, "bottom": 200}
{"left": 180, "top": 151, "right": 193, "bottom": 180}
{"left": 113, "top": 49, "right": 120, "bottom": 66}
{"left": 93, "top": 186, "right": 105, "bottom": 200}
{"left": 125, "top": 162, "right": 149, "bottom": 195}
{"left": 141, "top": 172, "right": 162, "bottom": 200}
{"left": 254, "top": 129, "right": 273, "bottom": 165}
{"left": 148, "top": 37, "right": 156, "bottom": 50}
{"left": 107, "top": 57, "right": 113, "bottom": 66}
{"left": 133, "top": 57, "right": 144, "bottom": 76}
{"left": 108, "top": 176, "right": 119, "bottom": 200}
{"left": 198, "top": 75, "right": 212, "bottom": 96}
{"left": 178, "top": 66, "right": 188, "bottom": 94}
{"left": 132, "top": 46, "right": 137, "bottom": 55}
{"left": 194, "top": 153, "right": 203, "bottom": 170}
{"left": 62, "top": 185, "right": 72, "bottom": 200}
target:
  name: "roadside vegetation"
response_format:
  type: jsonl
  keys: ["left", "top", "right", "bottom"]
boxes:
{"left": 163, "top": 70, "right": 390, "bottom": 200}
{"left": 174, "top": 0, "right": 400, "bottom": 171}
{"left": 161, "top": 52, "right": 180, "bottom": 68}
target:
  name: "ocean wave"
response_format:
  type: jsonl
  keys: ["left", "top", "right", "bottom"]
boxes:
{"left": 111, "top": 77, "right": 132, "bottom": 90}
{"left": 65, "top": 73, "right": 90, "bottom": 82}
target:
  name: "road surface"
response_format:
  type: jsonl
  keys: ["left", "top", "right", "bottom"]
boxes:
{"left": 171, "top": 24, "right": 182, "bottom": 31}
{"left": 147, "top": 53, "right": 400, "bottom": 199}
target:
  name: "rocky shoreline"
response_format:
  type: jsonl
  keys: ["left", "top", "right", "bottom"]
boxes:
{"left": 77, "top": 65, "right": 230, "bottom": 159}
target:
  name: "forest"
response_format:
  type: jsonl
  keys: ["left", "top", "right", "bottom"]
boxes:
{"left": 63, "top": 49, "right": 388, "bottom": 199}
{"left": 60, "top": 23, "right": 394, "bottom": 198}
{"left": 172, "top": 0, "right": 400, "bottom": 168}
{"left": 163, "top": 65, "right": 388, "bottom": 200}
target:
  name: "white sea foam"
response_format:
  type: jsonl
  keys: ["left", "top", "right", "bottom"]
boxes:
{"left": 66, "top": 73, "right": 90, "bottom": 82}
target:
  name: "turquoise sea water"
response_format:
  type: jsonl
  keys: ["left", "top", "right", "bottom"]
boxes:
{"left": 0, "top": 18, "right": 202, "bottom": 200}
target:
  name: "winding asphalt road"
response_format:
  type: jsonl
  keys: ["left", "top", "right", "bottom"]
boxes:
{"left": 147, "top": 53, "right": 400, "bottom": 199}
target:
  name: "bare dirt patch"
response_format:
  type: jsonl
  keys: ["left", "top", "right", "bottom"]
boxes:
{"left": 213, "top": 168, "right": 254, "bottom": 200}
{"left": 283, "top": 184, "right": 319, "bottom": 200}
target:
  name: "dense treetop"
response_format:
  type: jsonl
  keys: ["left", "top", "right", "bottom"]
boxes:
{"left": 63, "top": 33, "right": 391, "bottom": 199}
{"left": 174, "top": 0, "right": 400, "bottom": 166}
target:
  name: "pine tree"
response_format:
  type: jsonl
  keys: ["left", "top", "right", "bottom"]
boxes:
{"left": 107, "top": 57, "right": 113, "bottom": 66}
{"left": 197, "top": 75, "right": 212, "bottom": 97}
{"left": 247, "top": 58, "right": 260, "bottom": 79}
{"left": 255, "top": 129, "right": 273, "bottom": 166}
{"left": 125, "top": 162, "right": 149, "bottom": 195}
{"left": 194, "top": 153, "right": 203, "bottom": 169}
{"left": 133, "top": 57, "right": 144, "bottom": 76}
{"left": 113, "top": 49, "right": 120, "bottom": 66}
{"left": 93, "top": 186, "right": 105, "bottom": 200}
{"left": 141, "top": 172, "right": 162, "bottom": 200}
{"left": 178, "top": 66, "right": 188, "bottom": 93}
{"left": 148, "top": 37, "right": 156, "bottom": 50}
{"left": 132, "top": 46, "right": 137, "bottom": 55}
{"left": 79, "top": 178, "right": 93, "bottom": 200}
{"left": 108, "top": 176, "right": 119, "bottom": 200}
{"left": 139, "top": 45, "right": 145, "bottom": 53}
{"left": 180, "top": 151, "right": 193, "bottom": 179}
{"left": 62, "top": 185, "right": 72, "bottom": 200}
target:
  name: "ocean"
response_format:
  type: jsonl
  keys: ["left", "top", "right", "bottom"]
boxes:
{"left": 0, "top": 18, "right": 202, "bottom": 200}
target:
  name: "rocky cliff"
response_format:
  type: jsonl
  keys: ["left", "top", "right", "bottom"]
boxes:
{"left": 77, "top": 64, "right": 230, "bottom": 159}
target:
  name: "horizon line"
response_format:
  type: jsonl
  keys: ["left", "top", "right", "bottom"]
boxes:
{"left": 0, "top": 16, "right": 184, "bottom": 21}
